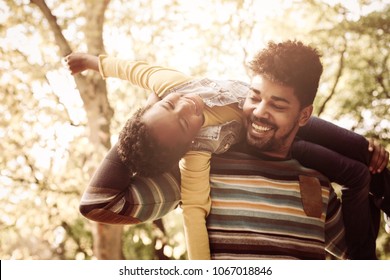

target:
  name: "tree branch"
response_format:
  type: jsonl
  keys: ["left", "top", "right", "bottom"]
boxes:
{"left": 29, "top": 0, "right": 88, "bottom": 99}
{"left": 84, "top": 0, "right": 111, "bottom": 54}
{"left": 317, "top": 36, "right": 347, "bottom": 116}
{"left": 378, "top": 53, "right": 390, "bottom": 98}
{"left": 43, "top": 75, "right": 80, "bottom": 126}
{"left": 29, "top": 0, "right": 114, "bottom": 146}
{"left": 29, "top": 0, "right": 73, "bottom": 56}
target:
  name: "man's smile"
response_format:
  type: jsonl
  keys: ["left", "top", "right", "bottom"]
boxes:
{"left": 251, "top": 122, "right": 272, "bottom": 133}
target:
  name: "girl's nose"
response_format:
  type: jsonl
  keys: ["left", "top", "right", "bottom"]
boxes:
{"left": 175, "top": 99, "right": 192, "bottom": 115}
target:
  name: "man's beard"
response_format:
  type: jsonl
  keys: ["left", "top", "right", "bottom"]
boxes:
{"left": 245, "top": 116, "right": 299, "bottom": 155}
{"left": 246, "top": 132, "right": 281, "bottom": 151}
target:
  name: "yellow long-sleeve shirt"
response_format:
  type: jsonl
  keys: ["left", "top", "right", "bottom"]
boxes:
{"left": 98, "top": 56, "right": 244, "bottom": 259}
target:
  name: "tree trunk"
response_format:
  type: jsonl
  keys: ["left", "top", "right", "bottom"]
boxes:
{"left": 92, "top": 223, "right": 124, "bottom": 259}
{"left": 31, "top": 0, "right": 124, "bottom": 259}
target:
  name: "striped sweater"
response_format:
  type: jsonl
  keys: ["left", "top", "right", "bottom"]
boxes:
{"left": 79, "top": 144, "right": 348, "bottom": 259}
{"left": 207, "top": 149, "right": 348, "bottom": 260}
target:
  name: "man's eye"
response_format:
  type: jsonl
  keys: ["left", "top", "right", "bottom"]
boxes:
{"left": 250, "top": 96, "right": 261, "bottom": 102}
{"left": 272, "top": 104, "right": 286, "bottom": 110}
{"left": 248, "top": 93, "right": 257, "bottom": 99}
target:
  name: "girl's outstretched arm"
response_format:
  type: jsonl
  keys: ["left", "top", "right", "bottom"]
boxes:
{"left": 297, "top": 116, "right": 389, "bottom": 173}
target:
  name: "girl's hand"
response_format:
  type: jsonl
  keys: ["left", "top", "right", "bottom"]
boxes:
{"left": 368, "top": 138, "right": 389, "bottom": 174}
{"left": 63, "top": 53, "right": 99, "bottom": 75}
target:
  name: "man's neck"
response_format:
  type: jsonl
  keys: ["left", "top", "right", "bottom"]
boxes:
{"left": 234, "top": 142, "right": 292, "bottom": 161}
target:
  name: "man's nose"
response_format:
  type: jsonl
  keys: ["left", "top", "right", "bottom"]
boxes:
{"left": 253, "top": 102, "right": 269, "bottom": 118}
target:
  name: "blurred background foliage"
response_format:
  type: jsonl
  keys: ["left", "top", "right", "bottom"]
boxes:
{"left": 0, "top": 0, "right": 389, "bottom": 260}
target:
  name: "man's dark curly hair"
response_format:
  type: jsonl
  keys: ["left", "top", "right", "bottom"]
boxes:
{"left": 249, "top": 40, "right": 323, "bottom": 108}
{"left": 117, "top": 106, "right": 190, "bottom": 177}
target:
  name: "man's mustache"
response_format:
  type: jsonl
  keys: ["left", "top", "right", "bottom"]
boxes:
{"left": 250, "top": 116, "right": 276, "bottom": 129}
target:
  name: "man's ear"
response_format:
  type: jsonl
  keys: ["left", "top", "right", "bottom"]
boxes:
{"left": 298, "top": 105, "right": 313, "bottom": 127}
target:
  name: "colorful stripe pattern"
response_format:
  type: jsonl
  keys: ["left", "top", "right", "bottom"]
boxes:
{"left": 80, "top": 145, "right": 348, "bottom": 259}
{"left": 206, "top": 153, "right": 348, "bottom": 260}
{"left": 79, "top": 144, "right": 181, "bottom": 224}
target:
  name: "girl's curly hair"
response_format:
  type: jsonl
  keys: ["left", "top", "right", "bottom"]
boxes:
{"left": 249, "top": 40, "right": 323, "bottom": 108}
{"left": 117, "top": 106, "right": 190, "bottom": 177}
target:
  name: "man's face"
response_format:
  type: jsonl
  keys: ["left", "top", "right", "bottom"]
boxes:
{"left": 142, "top": 92, "right": 205, "bottom": 149}
{"left": 243, "top": 75, "right": 312, "bottom": 158}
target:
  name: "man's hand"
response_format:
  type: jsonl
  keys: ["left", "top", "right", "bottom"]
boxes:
{"left": 63, "top": 53, "right": 99, "bottom": 75}
{"left": 368, "top": 138, "right": 389, "bottom": 174}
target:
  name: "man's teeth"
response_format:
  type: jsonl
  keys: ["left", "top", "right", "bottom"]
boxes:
{"left": 252, "top": 123, "right": 271, "bottom": 132}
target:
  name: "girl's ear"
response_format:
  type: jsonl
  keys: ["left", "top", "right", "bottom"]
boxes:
{"left": 146, "top": 92, "right": 161, "bottom": 106}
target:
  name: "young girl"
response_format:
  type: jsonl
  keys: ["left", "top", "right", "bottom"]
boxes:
{"left": 67, "top": 52, "right": 249, "bottom": 259}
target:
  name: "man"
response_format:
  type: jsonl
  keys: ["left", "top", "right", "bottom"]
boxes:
{"left": 198, "top": 40, "right": 347, "bottom": 259}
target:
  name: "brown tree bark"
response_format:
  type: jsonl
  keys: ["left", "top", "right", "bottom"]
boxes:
{"left": 30, "top": 0, "right": 123, "bottom": 259}
{"left": 317, "top": 35, "right": 347, "bottom": 117}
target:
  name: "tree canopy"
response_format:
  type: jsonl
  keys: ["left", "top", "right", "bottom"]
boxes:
{"left": 1, "top": 0, "right": 389, "bottom": 259}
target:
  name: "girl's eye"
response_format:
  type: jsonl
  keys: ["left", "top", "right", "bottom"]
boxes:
{"left": 167, "top": 101, "right": 175, "bottom": 109}
{"left": 180, "top": 118, "right": 188, "bottom": 130}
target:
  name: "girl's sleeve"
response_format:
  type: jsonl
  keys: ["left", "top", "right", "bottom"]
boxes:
{"left": 79, "top": 144, "right": 181, "bottom": 224}
{"left": 297, "top": 116, "right": 370, "bottom": 164}
{"left": 98, "top": 55, "right": 193, "bottom": 97}
{"left": 179, "top": 151, "right": 212, "bottom": 260}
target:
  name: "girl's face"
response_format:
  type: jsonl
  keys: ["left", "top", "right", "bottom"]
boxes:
{"left": 142, "top": 92, "right": 205, "bottom": 149}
